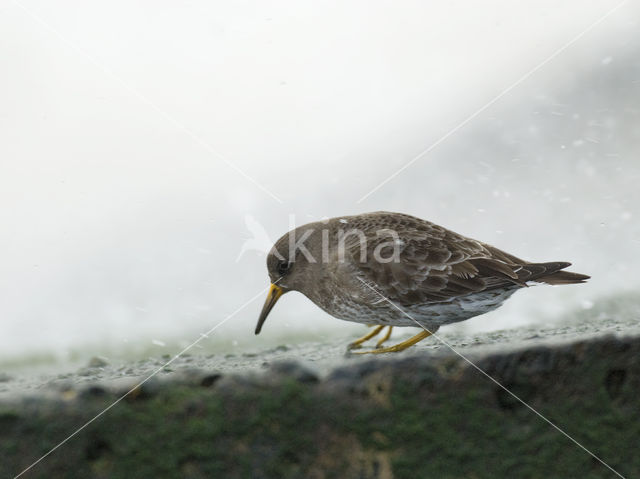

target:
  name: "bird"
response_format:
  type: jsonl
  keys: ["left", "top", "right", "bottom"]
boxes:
{"left": 254, "top": 211, "right": 589, "bottom": 354}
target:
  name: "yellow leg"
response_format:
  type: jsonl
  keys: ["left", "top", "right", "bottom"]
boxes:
{"left": 375, "top": 326, "right": 393, "bottom": 348}
{"left": 348, "top": 325, "right": 385, "bottom": 350}
{"left": 353, "top": 330, "right": 432, "bottom": 354}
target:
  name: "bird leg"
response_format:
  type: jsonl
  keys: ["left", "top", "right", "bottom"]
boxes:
{"left": 347, "top": 325, "right": 385, "bottom": 350}
{"left": 375, "top": 326, "right": 393, "bottom": 348}
{"left": 353, "top": 330, "right": 433, "bottom": 354}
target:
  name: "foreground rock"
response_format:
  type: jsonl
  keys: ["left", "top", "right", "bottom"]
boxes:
{"left": 2, "top": 333, "right": 639, "bottom": 478}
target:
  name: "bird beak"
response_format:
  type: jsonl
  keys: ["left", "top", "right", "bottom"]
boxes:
{"left": 255, "top": 284, "right": 284, "bottom": 335}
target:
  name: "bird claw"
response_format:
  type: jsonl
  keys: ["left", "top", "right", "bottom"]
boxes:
{"left": 349, "top": 330, "right": 434, "bottom": 355}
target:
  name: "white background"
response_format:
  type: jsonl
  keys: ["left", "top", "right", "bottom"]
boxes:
{"left": 1, "top": 0, "right": 638, "bottom": 362}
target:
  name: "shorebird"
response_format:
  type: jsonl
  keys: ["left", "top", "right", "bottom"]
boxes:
{"left": 254, "top": 212, "right": 589, "bottom": 354}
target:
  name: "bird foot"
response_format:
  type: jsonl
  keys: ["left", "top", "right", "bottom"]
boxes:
{"left": 350, "top": 330, "right": 433, "bottom": 354}
{"left": 346, "top": 325, "right": 386, "bottom": 351}
{"left": 374, "top": 326, "right": 393, "bottom": 348}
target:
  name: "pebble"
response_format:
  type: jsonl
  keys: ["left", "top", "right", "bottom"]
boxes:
{"left": 88, "top": 357, "right": 109, "bottom": 368}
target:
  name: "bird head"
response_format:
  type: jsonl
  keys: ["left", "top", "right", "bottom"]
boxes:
{"left": 254, "top": 223, "right": 323, "bottom": 334}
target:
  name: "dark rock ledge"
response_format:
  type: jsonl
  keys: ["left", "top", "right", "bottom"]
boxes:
{"left": 1, "top": 334, "right": 639, "bottom": 478}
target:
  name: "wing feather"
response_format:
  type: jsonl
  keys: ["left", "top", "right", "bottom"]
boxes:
{"left": 343, "top": 212, "right": 525, "bottom": 305}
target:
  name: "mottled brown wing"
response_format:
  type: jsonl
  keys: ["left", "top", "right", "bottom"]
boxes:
{"left": 343, "top": 212, "right": 526, "bottom": 305}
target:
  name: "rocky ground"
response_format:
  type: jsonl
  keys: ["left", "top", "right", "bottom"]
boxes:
{"left": 1, "top": 306, "right": 639, "bottom": 478}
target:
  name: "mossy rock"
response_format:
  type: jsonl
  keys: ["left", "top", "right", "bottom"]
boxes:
{"left": 3, "top": 334, "right": 639, "bottom": 478}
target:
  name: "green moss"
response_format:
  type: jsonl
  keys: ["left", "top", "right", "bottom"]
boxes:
{"left": 2, "top": 336, "right": 640, "bottom": 478}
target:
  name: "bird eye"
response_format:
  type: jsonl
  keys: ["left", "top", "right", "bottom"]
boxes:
{"left": 277, "top": 260, "right": 291, "bottom": 275}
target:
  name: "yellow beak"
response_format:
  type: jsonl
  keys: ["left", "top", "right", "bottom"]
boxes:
{"left": 255, "top": 284, "right": 284, "bottom": 334}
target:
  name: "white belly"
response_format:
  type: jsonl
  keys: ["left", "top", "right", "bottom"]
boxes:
{"left": 323, "top": 287, "right": 519, "bottom": 330}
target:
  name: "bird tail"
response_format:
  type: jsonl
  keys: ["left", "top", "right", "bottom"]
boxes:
{"left": 519, "top": 261, "right": 590, "bottom": 285}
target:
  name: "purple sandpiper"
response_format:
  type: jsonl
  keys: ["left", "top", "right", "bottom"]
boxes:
{"left": 255, "top": 212, "right": 589, "bottom": 354}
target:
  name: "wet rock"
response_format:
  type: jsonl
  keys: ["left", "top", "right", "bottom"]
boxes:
{"left": 169, "top": 367, "right": 222, "bottom": 388}
{"left": 268, "top": 359, "right": 319, "bottom": 383}
{"left": 79, "top": 385, "right": 108, "bottom": 399}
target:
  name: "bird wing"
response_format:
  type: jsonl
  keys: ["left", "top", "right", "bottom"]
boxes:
{"left": 342, "top": 212, "right": 526, "bottom": 305}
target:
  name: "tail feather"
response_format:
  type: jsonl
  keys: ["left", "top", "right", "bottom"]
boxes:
{"left": 537, "top": 269, "right": 590, "bottom": 285}
{"left": 519, "top": 261, "right": 590, "bottom": 285}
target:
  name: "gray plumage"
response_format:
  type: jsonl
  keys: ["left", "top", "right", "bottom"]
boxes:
{"left": 256, "top": 211, "right": 589, "bottom": 337}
